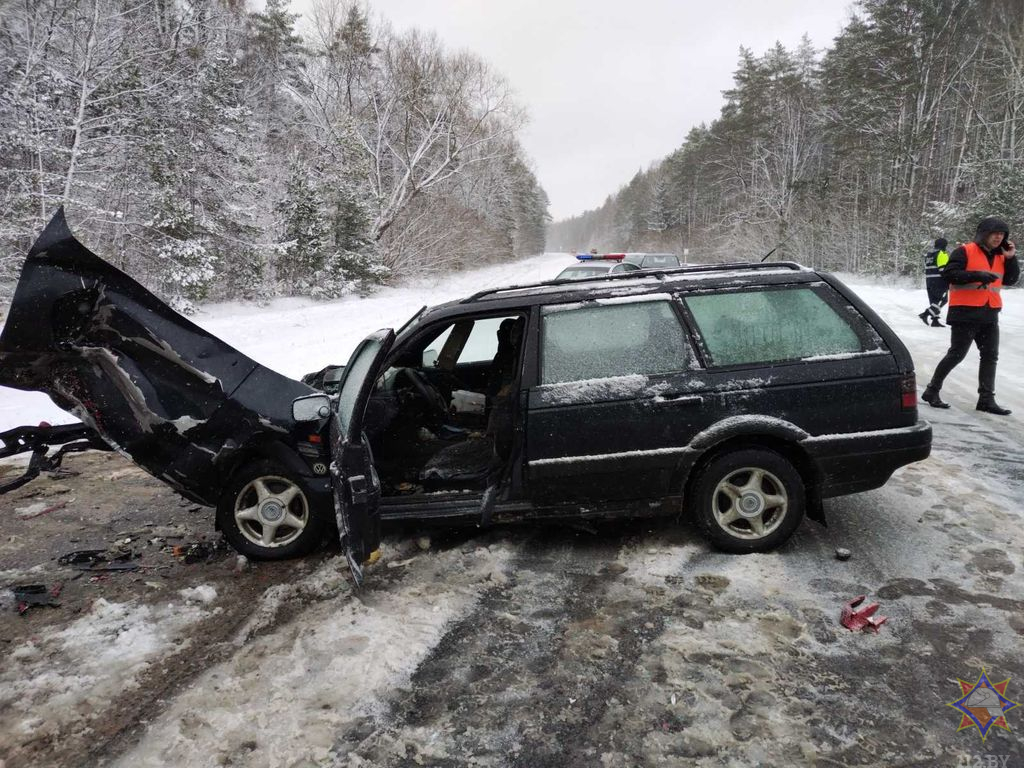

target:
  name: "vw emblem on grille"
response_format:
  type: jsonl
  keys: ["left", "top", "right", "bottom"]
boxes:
{"left": 312, "top": 463, "right": 328, "bottom": 475}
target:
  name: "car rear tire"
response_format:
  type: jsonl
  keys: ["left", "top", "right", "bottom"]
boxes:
{"left": 216, "top": 460, "right": 328, "bottom": 560}
{"left": 688, "top": 448, "right": 805, "bottom": 553}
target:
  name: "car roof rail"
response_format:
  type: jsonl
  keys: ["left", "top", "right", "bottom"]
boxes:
{"left": 460, "top": 261, "right": 806, "bottom": 303}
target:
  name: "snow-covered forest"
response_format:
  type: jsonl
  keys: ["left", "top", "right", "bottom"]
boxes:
{"left": 550, "top": 0, "right": 1024, "bottom": 275}
{"left": 0, "top": 0, "right": 549, "bottom": 306}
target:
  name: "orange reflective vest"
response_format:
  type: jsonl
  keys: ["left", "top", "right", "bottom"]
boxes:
{"left": 948, "top": 242, "right": 1004, "bottom": 309}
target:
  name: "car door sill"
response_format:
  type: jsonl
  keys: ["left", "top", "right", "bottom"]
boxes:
{"left": 380, "top": 493, "right": 485, "bottom": 520}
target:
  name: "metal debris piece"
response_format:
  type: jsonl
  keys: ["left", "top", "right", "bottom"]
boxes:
{"left": 58, "top": 549, "right": 107, "bottom": 566}
{"left": 12, "top": 583, "right": 62, "bottom": 614}
{"left": 840, "top": 595, "right": 888, "bottom": 633}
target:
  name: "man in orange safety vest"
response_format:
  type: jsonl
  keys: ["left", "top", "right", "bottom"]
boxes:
{"left": 922, "top": 217, "right": 1019, "bottom": 415}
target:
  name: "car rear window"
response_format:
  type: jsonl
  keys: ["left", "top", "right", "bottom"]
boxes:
{"left": 642, "top": 255, "right": 680, "bottom": 267}
{"left": 540, "top": 299, "right": 690, "bottom": 384}
{"left": 684, "top": 286, "right": 878, "bottom": 367}
{"left": 556, "top": 266, "right": 611, "bottom": 279}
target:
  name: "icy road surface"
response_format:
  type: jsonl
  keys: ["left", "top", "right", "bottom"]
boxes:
{"left": 1, "top": 254, "right": 1023, "bottom": 767}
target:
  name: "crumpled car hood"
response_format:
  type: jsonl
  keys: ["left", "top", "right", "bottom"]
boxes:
{"left": 0, "top": 208, "right": 314, "bottom": 505}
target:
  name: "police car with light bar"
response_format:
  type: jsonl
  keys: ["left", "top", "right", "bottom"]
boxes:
{"left": 555, "top": 253, "right": 643, "bottom": 281}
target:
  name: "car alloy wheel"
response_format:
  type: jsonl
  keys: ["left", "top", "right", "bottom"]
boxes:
{"left": 711, "top": 467, "right": 787, "bottom": 540}
{"left": 233, "top": 474, "right": 310, "bottom": 548}
{"left": 689, "top": 448, "right": 805, "bottom": 553}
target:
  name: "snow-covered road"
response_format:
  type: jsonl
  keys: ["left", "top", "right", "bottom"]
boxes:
{"left": 2, "top": 255, "right": 1023, "bottom": 767}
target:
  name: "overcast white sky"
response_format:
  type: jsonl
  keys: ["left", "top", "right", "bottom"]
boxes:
{"left": 294, "top": 1, "right": 857, "bottom": 221}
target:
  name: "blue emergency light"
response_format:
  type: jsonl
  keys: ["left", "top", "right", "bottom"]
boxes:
{"left": 575, "top": 253, "right": 626, "bottom": 261}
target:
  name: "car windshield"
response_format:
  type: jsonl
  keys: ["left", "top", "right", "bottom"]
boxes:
{"left": 556, "top": 265, "right": 613, "bottom": 280}
{"left": 397, "top": 305, "right": 428, "bottom": 335}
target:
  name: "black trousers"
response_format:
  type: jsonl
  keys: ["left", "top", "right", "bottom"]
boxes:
{"left": 925, "top": 276, "right": 948, "bottom": 309}
{"left": 929, "top": 322, "right": 1000, "bottom": 398}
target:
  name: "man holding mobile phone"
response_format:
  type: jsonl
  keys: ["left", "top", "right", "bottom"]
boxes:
{"left": 922, "top": 216, "right": 1019, "bottom": 415}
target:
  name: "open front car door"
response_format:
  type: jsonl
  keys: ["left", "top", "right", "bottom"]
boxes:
{"left": 330, "top": 329, "right": 394, "bottom": 584}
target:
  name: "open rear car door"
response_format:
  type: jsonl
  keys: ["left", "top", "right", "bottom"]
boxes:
{"left": 330, "top": 329, "right": 394, "bottom": 584}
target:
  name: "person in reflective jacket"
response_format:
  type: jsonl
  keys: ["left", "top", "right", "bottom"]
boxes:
{"left": 917, "top": 237, "right": 949, "bottom": 326}
{"left": 922, "top": 217, "right": 1019, "bottom": 415}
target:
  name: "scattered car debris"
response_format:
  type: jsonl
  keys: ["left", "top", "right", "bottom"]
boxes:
{"left": 78, "top": 561, "right": 142, "bottom": 573}
{"left": 15, "top": 499, "right": 71, "bottom": 520}
{"left": 171, "top": 539, "right": 227, "bottom": 564}
{"left": 12, "top": 583, "right": 62, "bottom": 614}
{"left": 1, "top": 422, "right": 109, "bottom": 495}
{"left": 58, "top": 549, "right": 108, "bottom": 566}
{"left": 57, "top": 548, "right": 142, "bottom": 572}
{"left": 840, "top": 595, "right": 888, "bottom": 633}
{"left": 834, "top": 547, "right": 852, "bottom": 561}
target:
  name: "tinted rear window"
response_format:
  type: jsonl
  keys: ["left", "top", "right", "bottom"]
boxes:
{"left": 684, "top": 286, "right": 880, "bottom": 367}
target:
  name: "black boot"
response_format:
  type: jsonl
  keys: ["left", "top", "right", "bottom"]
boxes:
{"left": 977, "top": 398, "right": 1011, "bottom": 416}
{"left": 918, "top": 310, "right": 930, "bottom": 325}
{"left": 930, "top": 317, "right": 944, "bottom": 327}
{"left": 922, "top": 385, "right": 950, "bottom": 409}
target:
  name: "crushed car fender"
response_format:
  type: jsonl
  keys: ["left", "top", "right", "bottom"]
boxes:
{"left": 0, "top": 208, "right": 316, "bottom": 506}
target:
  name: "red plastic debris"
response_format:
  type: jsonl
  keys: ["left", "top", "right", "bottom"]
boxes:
{"left": 840, "top": 595, "right": 888, "bottom": 633}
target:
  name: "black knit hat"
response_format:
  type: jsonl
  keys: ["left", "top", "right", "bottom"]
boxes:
{"left": 934, "top": 237, "right": 947, "bottom": 250}
{"left": 976, "top": 217, "right": 1009, "bottom": 237}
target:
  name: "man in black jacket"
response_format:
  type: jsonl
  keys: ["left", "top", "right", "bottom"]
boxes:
{"left": 918, "top": 237, "right": 949, "bottom": 326}
{"left": 922, "top": 217, "right": 1019, "bottom": 415}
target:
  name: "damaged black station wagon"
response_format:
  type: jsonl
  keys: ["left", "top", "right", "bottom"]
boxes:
{"left": 1, "top": 211, "right": 931, "bottom": 582}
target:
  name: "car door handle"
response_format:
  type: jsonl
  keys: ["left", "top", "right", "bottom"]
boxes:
{"left": 654, "top": 394, "right": 704, "bottom": 406}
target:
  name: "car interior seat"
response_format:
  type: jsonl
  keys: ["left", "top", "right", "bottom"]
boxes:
{"left": 420, "top": 316, "right": 524, "bottom": 489}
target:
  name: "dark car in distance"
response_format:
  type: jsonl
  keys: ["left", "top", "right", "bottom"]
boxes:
{"left": 1, "top": 211, "right": 931, "bottom": 582}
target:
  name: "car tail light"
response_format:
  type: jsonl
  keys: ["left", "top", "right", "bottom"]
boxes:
{"left": 900, "top": 373, "right": 917, "bottom": 409}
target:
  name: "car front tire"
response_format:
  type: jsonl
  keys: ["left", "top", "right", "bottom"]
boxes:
{"left": 216, "top": 460, "right": 328, "bottom": 560}
{"left": 688, "top": 448, "right": 805, "bottom": 553}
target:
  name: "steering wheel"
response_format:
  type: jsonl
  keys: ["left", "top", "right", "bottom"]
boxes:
{"left": 400, "top": 368, "right": 449, "bottom": 420}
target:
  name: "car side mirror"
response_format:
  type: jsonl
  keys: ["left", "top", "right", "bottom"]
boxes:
{"left": 292, "top": 394, "right": 331, "bottom": 422}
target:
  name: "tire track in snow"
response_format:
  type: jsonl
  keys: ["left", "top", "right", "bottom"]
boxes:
{"left": 342, "top": 524, "right": 681, "bottom": 767}
{"left": 107, "top": 533, "right": 518, "bottom": 768}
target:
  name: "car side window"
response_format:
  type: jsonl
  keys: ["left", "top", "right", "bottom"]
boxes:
{"left": 421, "top": 316, "right": 520, "bottom": 368}
{"left": 684, "top": 286, "right": 875, "bottom": 367}
{"left": 540, "top": 299, "right": 690, "bottom": 384}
